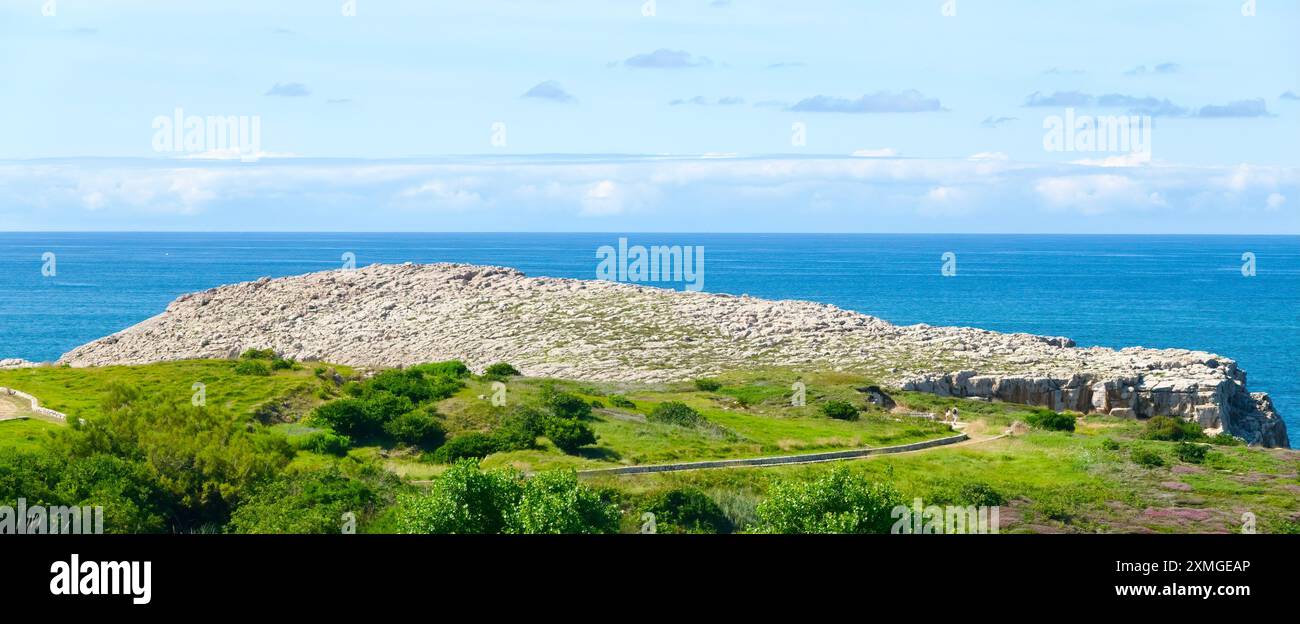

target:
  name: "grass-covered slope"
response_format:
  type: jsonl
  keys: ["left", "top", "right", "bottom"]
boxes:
{"left": 1, "top": 359, "right": 1296, "bottom": 534}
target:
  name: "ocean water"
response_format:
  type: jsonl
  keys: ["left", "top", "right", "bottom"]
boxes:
{"left": 1, "top": 232, "right": 1296, "bottom": 445}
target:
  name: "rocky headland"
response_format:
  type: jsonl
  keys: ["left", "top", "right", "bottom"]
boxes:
{"left": 55, "top": 263, "right": 1289, "bottom": 447}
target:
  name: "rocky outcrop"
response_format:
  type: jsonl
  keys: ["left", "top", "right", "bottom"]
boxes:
{"left": 901, "top": 365, "right": 1289, "bottom": 448}
{"left": 56, "top": 263, "right": 1290, "bottom": 448}
{"left": 0, "top": 359, "right": 41, "bottom": 369}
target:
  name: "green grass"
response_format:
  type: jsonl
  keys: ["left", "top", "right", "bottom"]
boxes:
{"left": 0, "top": 418, "right": 61, "bottom": 452}
{"left": 5, "top": 359, "right": 1297, "bottom": 534}
{"left": 438, "top": 370, "right": 953, "bottom": 473}
{"left": 0, "top": 360, "right": 351, "bottom": 421}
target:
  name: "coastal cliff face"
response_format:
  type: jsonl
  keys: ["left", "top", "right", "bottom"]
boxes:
{"left": 57, "top": 263, "right": 1290, "bottom": 447}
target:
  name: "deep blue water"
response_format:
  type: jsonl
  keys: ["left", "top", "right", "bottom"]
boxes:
{"left": 1, "top": 232, "right": 1296, "bottom": 445}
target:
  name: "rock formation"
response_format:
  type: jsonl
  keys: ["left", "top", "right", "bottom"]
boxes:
{"left": 56, "top": 263, "right": 1290, "bottom": 447}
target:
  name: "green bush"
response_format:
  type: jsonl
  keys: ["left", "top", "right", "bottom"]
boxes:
{"left": 239, "top": 348, "right": 276, "bottom": 360}
{"left": 494, "top": 406, "right": 545, "bottom": 451}
{"left": 1175, "top": 441, "right": 1208, "bottom": 464}
{"left": 234, "top": 359, "right": 272, "bottom": 376}
{"left": 693, "top": 378, "right": 722, "bottom": 392}
{"left": 310, "top": 395, "right": 412, "bottom": 440}
{"left": 483, "top": 362, "right": 521, "bottom": 379}
{"left": 751, "top": 467, "right": 903, "bottom": 534}
{"left": 270, "top": 357, "right": 297, "bottom": 371}
{"left": 384, "top": 411, "right": 446, "bottom": 449}
{"left": 954, "top": 482, "right": 1005, "bottom": 507}
{"left": 1100, "top": 437, "right": 1121, "bottom": 451}
{"left": 543, "top": 417, "right": 596, "bottom": 455}
{"left": 228, "top": 468, "right": 380, "bottom": 534}
{"left": 513, "top": 470, "right": 619, "bottom": 534}
{"left": 542, "top": 387, "right": 592, "bottom": 421}
{"left": 395, "top": 461, "right": 522, "bottom": 534}
{"left": 1132, "top": 448, "right": 1165, "bottom": 468}
{"left": 395, "top": 461, "right": 618, "bottom": 534}
{"left": 644, "top": 488, "right": 734, "bottom": 534}
{"left": 609, "top": 395, "right": 636, "bottom": 409}
{"left": 820, "top": 400, "right": 859, "bottom": 421}
{"left": 1209, "top": 433, "right": 1245, "bottom": 446}
{"left": 1141, "top": 415, "right": 1205, "bottom": 442}
{"left": 1025, "top": 408, "right": 1075, "bottom": 432}
{"left": 648, "top": 401, "right": 705, "bottom": 427}
{"left": 406, "top": 360, "right": 471, "bottom": 379}
{"left": 431, "top": 433, "right": 501, "bottom": 462}
{"left": 295, "top": 431, "right": 352, "bottom": 456}
{"left": 589, "top": 399, "right": 605, "bottom": 409}
{"left": 52, "top": 392, "right": 294, "bottom": 530}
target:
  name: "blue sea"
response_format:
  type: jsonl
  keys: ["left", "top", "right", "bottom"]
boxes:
{"left": 1, "top": 233, "right": 1296, "bottom": 445}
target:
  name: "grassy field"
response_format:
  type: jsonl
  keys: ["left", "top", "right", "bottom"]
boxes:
{"left": 0, "top": 360, "right": 351, "bottom": 421}
{"left": 2, "top": 359, "right": 1297, "bottom": 533}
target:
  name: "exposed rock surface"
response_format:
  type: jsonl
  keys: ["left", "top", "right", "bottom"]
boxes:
{"left": 58, "top": 263, "right": 1290, "bottom": 447}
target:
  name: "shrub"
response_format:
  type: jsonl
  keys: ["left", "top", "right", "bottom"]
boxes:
{"left": 384, "top": 411, "right": 446, "bottom": 449}
{"left": 406, "top": 360, "right": 471, "bottom": 379}
{"left": 494, "top": 406, "right": 546, "bottom": 451}
{"left": 234, "top": 359, "right": 272, "bottom": 376}
{"left": 751, "top": 467, "right": 903, "bottom": 534}
{"left": 955, "top": 482, "right": 1006, "bottom": 507}
{"left": 1100, "top": 437, "right": 1121, "bottom": 451}
{"left": 395, "top": 460, "right": 522, "bottom": 534}
{"left": 483, "top": 362, "right": 521, "bottom": 379}
{"left": 644, "top": 488, "right": 734, "bottom": 534}
{"left": 543, "top": 417, "right": 597, "bottom": 455}
{"left": 648, "top": 401, "right": 705, "bottom": 427}
{"left": 513, "top": 470, "right": 619, "bottom": 534}
{"left": 1175, "top": 441, "right": 1208, "bottom": 464}
{"left": 542, "top": 387, "right": 593, "bottom": 421}
{"left": 295, "top": 431, "right": 352, "bottom": 456}
{"left": 1132, "top": 448, "right": 1165, "bottom": 468}
{"left": 589, "top": 399, "right": 605, "bottom": 409}
{"left": 431, "top": 433, "right": 501, "bottom": 463}
{"left": 366, "top": 369, "right": 436, "bottom": 403}
{"left": 820, "top": 400, "right": 859, "bottom": 421}
{"left": 239, "top": 348, "right": 276, "bottom": 360}
{"left": 228, "top": 468, "right": 378, "bottom": 534}
{"left": 1209, "top": 433, "right": 1245, "bottom": 446}
{"left": 1026, "top": 408, "right": 1075, "bottom": 432}
{"left": 395, "top": 462, "right": 618, "bottom": 535}
{"left": 270, "top": 357, "right": 297, "bottom": 371}
{"left": 1141, "top": 415, "right": 1205, "bottom": 442}
{"left": 608, "top": 395, "right": 636, "bottom": 409}
{"left": 693, "top": 378, "right": 722, "bottom": 392}
{"left": 311, "top": 398, "right": 388, "bottom": 439}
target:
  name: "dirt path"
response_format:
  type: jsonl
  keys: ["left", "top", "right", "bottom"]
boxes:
{"left": 0, "top": 395, "right": 19, "bottom": 420}
{"left": 409, "top": 422, "right": 1011, "bottom": 484}
{"left": 0, "top": 388, "right": 68, "bottom": 424}
{"left": 575, "top": 421, "right": 1011, "bottom": 477}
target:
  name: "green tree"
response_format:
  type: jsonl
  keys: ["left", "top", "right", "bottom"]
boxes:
{"left": 395, "top": 460, "right": 522, "bottom": 534}
{"left": 513, "top": 470, "right": 619, "bottom": 534}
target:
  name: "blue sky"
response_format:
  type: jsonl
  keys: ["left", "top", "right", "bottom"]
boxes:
{"left": 0, "top": 0, "right": 1297, "bottom": 232}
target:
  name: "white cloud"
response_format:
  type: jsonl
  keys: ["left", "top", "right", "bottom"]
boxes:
{"left": 0, "top": 156, "right": 1294, "bottom": 231}
{"left": 850, "top": 148, "right": 899, "bottom": 158}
